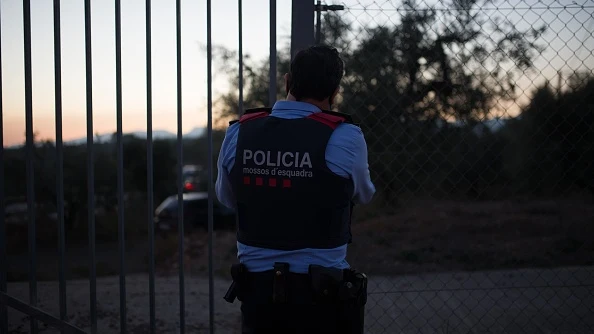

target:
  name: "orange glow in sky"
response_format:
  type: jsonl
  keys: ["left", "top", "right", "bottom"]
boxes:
{"left": 1, "top": 0, "right": 293, "bottom": 146}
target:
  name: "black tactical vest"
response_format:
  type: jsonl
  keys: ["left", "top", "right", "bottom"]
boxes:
{"left": 229, "top": 107, "right": 356, "bottom": 250}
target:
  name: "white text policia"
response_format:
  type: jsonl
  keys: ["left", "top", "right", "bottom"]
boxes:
{"left": 242, "top": 149, "right": 313, "bottom": 168}
{"left": 242, "top": 149, "right": 314, "bottom": 178}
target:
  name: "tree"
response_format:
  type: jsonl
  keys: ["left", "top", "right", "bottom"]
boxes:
{"left": 328, "top": 0, "right": 545, "bottom": 203}
{"left": 504, "top": 72, "right": 594, "bottom": 196}
{"left": 212, "top": 44, "right": 292, "bottom": 126}
{"left": 213, "top": 0, "right": 548, "bottom": 204}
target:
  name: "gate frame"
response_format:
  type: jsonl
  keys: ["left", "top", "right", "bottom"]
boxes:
{"left": 0, "top": 1, "right": 315, "bottom": 334}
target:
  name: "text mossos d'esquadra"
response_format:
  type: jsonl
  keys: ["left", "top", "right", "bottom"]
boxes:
{"left": 242, "top": 149, "right": 313, "bottom": 178}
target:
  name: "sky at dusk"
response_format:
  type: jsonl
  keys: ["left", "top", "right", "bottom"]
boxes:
{"left": 1, "top": 0, "right": 593, "bottom": 147}
{"left": 1, "top": 0, "right": 294, "bottom": 147}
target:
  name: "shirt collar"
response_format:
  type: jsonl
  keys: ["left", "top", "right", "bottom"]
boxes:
{"left": 271, "top": 100, "right": 321, "bottom": 114}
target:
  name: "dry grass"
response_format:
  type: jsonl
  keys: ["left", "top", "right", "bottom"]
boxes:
{"left": 7, "top": 198, "right": 593, "bottom": 281}
{"left": 347, "top": 198, "right": 594, "bottom": 275}
{"left": 153, "top": 198, "right": 594, "bottom": 277}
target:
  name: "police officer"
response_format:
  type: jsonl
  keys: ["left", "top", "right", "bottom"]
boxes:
{"left": 216, "top": 45, "right": 376, "bottom": 334}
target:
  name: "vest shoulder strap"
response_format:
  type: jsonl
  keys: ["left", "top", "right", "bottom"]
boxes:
{"left": 228, "top": 107, "right": 272, "bottom": 126}
{"left": 321, "top": 110, "right": 354, "bottom": 124}
{"left": 228, "top": 107, "right": 360, "bottom": 128}
{"left": 307, "top": 110, "right": 357, "bottom": 129}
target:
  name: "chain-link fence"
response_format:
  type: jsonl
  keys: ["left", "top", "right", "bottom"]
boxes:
{"left": 317, "top": 0, "right": 594, "bottom": 333}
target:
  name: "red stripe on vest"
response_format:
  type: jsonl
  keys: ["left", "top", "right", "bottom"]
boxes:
{"left": 306, "top": 112, "right": 345, "bottom": 129}
{"left": 239, "top": 111, "right": 269, "bottom": 123}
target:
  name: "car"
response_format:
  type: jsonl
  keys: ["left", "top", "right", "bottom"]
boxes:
{"left": 154, "top": 192, "right": 236, "bottom": 235}
{"left": 182, "top": 165, "right": 204, "bottom": 193}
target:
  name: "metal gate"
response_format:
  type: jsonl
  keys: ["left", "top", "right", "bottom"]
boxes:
{"left": 0, "top": 0, "right": 314, "bottom": 333}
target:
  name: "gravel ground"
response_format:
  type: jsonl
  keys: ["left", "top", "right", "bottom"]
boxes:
{"left": 6, "top": 275, "right": 241, "bottom": 334}
{"left": 6, "top": 265, "right": 594, "bottom": 334}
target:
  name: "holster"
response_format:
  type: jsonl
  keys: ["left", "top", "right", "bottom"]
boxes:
{"left": 224, "top": 263, "right": 246, "bottom": 303}
{"left": 272, "top": 262, "right": 290, "bottom": 304}
{"left": 308, "top": 265, "right": 368, "bottom": 334}
{"left": 338, "top": 269, "right": 368, "bottom": 334}
{"left": 308, "top": 264, "right": 344, "bottom": 304}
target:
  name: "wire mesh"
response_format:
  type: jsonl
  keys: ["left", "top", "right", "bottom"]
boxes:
{"left": 316, "top": 0, "right": 594, "bottom": 332}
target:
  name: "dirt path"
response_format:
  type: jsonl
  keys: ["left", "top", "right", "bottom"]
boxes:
{"left": 6, "top": 265, "right": 594, "bottom": 334}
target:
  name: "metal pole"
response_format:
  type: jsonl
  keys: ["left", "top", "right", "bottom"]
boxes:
{"left": 175, "top": 0, "right": 185, "bottom": 332}
{"left": 52, "top": 0, "right": 67, "bottom": 325}
{"left": 84, "top": 0, "right": 97, "bottom": 332}
{"left": 238, "top": 0, "right": 243, "bottom": 117}
{"left": 315, "top": 1, "right": 321, "bottom": 44}
{"left": 115, "top": 1, "right": 127, "bottom": 332}
{"left": 0, "top": 0, "right": 7, "bottom": 331}
{"left": 290, "top": 0, "right": 315, "bottom": 60}
{"left": 269, "top": 0, "right": 277, "bottom": 107}
{"left": 23, "top": 0, "right": 37, "bottom": 332}
{"left": 206, "top": 1, "right": 215, "bottom": 333}
{"left": 145, "top": 0, "right": 156, "bottom": 333}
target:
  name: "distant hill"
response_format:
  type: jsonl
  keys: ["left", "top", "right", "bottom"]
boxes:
{"left": 6, "top": 117, "right": 510, "bottom": 149}
{"left": 68, "top": 127, "right": 206, "bottom": 145}
{"left": 6, "top": 127, "right": 206, "bottom": 149}
{"left": 452, "top": 117, "right": 510, "bottom": 136}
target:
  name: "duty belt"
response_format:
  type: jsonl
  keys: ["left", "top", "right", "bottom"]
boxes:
{"left": 224, "top": 262, "right": 367, "bottom": 306}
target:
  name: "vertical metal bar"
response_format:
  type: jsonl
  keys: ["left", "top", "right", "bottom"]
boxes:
{"left": 23, "top": 0, "right": 38, "bottom": 332}
{"left": 290, "top": 0, "right": 315, "bottom": 60}
{"left": 84, "top": 0, "right": 97, "bottom": 332}
{"left": 315, "top": 1, "right": 321, "bottom": 44}
{"left": 175, "top": 0, "right": 185, "bottom": 332}
{"left": 145, "top": 0, "right": 156, "bottom": 333}
{"left": 0, "top": 1, "right": 7, "bottom": 332}
{"left": 238, "top": 0, "right": 243, "bottom": 117}
{"left": 269, "top": 0, "right": 277, "bottom": 106}
{"left": 206, "top": 0, "right": 214, "bottom": 332}
{"left": 52, "top": 0, "right": 67, "bottom": 324}
{"left": 115, "top": 1, "right": 126, "bottom": 333}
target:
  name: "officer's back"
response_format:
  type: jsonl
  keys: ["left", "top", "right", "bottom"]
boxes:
{"left": 216, "top": 45, "right": 375, "bottom": 334}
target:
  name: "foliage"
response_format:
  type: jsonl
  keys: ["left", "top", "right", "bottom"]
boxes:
{"left": 211, "top": 45, "right": 291, "bottom": 127}
{"left": 2, "top": 132, "right": 226, "bottom": 233}
{"left": 321, "top": 0, "right": 545, "bottom": 203}
{"left": 502, "top": 73, "right": 594, "bottom": 195}
{"left": 211, "top": 0, "right": 589, "bottom": 206}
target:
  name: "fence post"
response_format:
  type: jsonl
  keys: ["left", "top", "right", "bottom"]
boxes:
{"left": 0, "top": 2, "right": 6, "bottom": 333}
{"left": 290, "top": 0, "right": 314, "bottom": 59}
{"left": 269, "top": 0, "right": 277, "bottom": 107}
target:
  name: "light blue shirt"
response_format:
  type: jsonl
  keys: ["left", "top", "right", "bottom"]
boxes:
{"left": 215, "top": 100, "right": 376, "bottom": 273}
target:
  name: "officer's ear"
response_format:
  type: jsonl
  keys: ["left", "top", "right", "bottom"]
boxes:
{"left": 329, "top": 87, "right": 340, "bottom": 106}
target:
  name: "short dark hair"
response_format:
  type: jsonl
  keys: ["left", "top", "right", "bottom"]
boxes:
{"left": 288, "top": 45, "right": 344, "bottom": 101}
